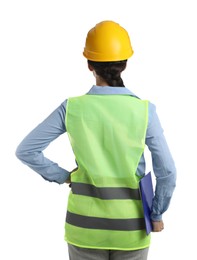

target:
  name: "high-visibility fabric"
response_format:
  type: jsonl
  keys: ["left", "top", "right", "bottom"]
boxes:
{"left": 65, "top": 94, "right": 150, "bottom": 250}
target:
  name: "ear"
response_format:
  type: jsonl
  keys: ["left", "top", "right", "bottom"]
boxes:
{"left": 122, "top": 61, "right": 127, "bottom": 72}
{"left": 88, "top": 62, "right": 94, "bottom": 71}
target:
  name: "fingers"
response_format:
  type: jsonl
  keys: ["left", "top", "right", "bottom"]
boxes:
{"left": 152, "top": 220, "right": 164, "bottom": 232}
{"left": 65, "top": 167, "right": 78, "bottom": 185}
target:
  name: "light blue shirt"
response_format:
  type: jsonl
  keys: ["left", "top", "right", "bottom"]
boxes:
{"left": 16, "top": 85, "right": 176, "bottom": 221}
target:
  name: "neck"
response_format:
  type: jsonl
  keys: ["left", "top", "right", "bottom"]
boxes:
{"left": 96, "top": 76, "right": 108, "bottom": 87}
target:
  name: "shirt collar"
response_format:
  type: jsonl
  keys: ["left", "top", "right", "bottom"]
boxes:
{"left": 87, "top": 85, "right": 138, "bottom": 98}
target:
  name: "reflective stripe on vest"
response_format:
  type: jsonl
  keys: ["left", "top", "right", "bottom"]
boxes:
{"left": 65, "top": 94, "right": 150, "bottom": 250}
{"left": 71, "top": 182, "right": 141, "bottom": 200}
{"left": 66, "top": 211, "right": 145, "bottom": 231}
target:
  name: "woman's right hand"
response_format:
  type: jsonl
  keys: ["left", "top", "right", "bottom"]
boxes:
{"left": 65, "top": 167, "right": 78, "bottom": 184}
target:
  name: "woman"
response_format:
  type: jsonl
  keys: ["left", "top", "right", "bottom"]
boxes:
{"left": 16, "top": 20, "right": 176, "bottom": 260}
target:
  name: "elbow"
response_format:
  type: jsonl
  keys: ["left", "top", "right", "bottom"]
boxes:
{"left": 167, "top": 169, "right": 177, "bottom": 189}
{"left": 172, "top": 176, "right": 176, "bottom": 188}
{"left": 171, "top": 166, "right": 177, "bottom": 188}
{"left": 166, "top": 170, "right": 177, "bottom": 195}
{"left": 15, "top": 144, "right": 26, "bottom": 162}
{"left": 15, "top": 145, "right": 21, "bottom": 160}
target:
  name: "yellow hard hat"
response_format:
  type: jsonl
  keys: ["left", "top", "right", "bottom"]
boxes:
{"left": 83, "top": 20, "right": 134, "bottom": 62}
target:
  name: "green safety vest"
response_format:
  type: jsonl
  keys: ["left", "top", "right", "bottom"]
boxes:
{"left": 64, "top": 94, "right": 151, "bottom": 250}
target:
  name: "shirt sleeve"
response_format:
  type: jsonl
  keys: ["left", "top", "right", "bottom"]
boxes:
{"left": 15, "top": 100, "right": 70, "bottom": 184}
{"left": 146, "top": 102, "right": 177, "bottom": 221}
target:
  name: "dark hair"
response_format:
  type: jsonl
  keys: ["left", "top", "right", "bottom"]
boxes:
{"left": 88, "top": 60, "right": 127, "bottom": 87}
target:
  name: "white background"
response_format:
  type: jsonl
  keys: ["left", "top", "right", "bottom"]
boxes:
{"left": 1, "top": 0, "right": 197, "bottom": 259}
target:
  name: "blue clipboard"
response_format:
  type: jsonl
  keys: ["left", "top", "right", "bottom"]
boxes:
{"left": 139, "top": 172, "right": 154, "bottom": 235}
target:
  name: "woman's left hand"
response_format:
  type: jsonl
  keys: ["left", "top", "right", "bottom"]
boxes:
{"left": 152, "top": 220, "right": 164, "bottom": 232}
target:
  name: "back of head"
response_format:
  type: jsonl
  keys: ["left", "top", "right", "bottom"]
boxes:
{"left": 88, "top": 60, "right": 127, "bottom": 87}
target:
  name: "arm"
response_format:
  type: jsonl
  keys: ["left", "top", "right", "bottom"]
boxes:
{"left": 146, "top": 103, "right": 176, "bottom": 227}
{"left": 15, "top": 100, "right": 70, "bottom": 184}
